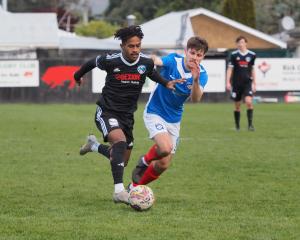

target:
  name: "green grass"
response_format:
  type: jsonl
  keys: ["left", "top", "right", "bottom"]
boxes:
{"left": 0, "top": 103, "right": 299, "bottom": 240}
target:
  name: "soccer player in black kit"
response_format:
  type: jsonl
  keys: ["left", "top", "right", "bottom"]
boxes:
{"left": 226, "top": 36, "right": 256, "bottom": 131}
{"left": 73, "top": 25, "right": 183, "bottom": 204}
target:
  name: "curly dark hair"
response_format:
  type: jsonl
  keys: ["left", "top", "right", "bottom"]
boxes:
{"left": 114, "top": 25, "right": 144, "bottom": 43}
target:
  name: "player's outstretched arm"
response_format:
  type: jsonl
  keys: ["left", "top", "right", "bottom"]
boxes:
{"left": 150, "top": 55, "right": 163, "bottom": 66}
{"left": 148, "top": 69, "right": 185, "bottom": 90}
{"left": 74, "top": 58, "right": 97, "bottom": 86}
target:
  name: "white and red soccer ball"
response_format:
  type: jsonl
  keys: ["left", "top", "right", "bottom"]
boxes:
{"left": 128, "top": 185, "right": 155, "bottom": 211}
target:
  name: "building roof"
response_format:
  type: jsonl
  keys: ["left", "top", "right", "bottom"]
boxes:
{"left": 0, "top": 10, "right": 59, "bottom": 49}
{"left": 0, "top": 9, "right": 119, "bottom": 50}
{"left": 137, "top": 8, "right": 287, "bottom": 49}
{"left": 58, "top": 30, "right": 119, "bottom": 50}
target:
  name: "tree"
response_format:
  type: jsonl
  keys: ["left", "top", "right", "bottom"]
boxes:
{"left": 254, "top": 0, "right": 300, "bottom": 34}
{"left": 104, "top": 0, "right": 223, "bottom": 25}
{"left": 222, "top": 0, "right": 256, "bottom": 28}
{"left": 75, "top": 20, "right": 119, "bottom": 39}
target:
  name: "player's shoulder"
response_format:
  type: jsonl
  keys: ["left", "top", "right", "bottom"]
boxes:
{"left": 247, "top": 50, "right": 256, "bottom": 56}
{"left": 97, "top": 52, "right": 121, "bottom": 63}
{"left": 139, "top": 52, "right": 154, "bottom": 64}
{"left": 162, "top": 53, "right": 182, "bottom": 65}
{"left": 231, "top": 50, "right": 239, "bottom": 56}
{"left": 140, "top": 52, "right": 151, "bottom": 59}
{"left": 104, "top": 52, "right": 121, "bottom": 60}
{"left": 200, "top": 64, "right": 207, "bottom": 73}
{"left": 140, "top": 53, "right": 152, "bottom": 61}
{"left": 169, "top": 52, "right": 184, "bottom": 60}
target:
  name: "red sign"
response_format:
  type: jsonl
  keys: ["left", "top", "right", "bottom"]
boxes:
{"left": 42, "top": 66, "right": 79, "bottom": 89}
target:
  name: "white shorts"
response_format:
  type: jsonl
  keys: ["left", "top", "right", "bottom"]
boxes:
{"left": 143, "top": 112, "right": 180, "bottom": 153}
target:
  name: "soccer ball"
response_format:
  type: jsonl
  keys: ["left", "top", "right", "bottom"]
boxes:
{"left": 128, "top": 185, "right": 155, "bottom": 211}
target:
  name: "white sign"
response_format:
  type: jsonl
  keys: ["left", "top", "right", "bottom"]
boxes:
{"left": 92, "top": 68, "right": 106, "bottom": 93}
{"left": 0, "top": 60, "right": 39, "bottom": 87}
{"left": 256, "top": 58, "right": 300, "bottom": 91}
{"left": 92, "top": 59, "right": 226, "bottom": 93}
{"left": 201, "top": 59, "right": 226, "bottom": 92}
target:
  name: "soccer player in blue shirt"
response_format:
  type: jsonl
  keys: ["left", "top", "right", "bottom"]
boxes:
{"left": 131, "top": 36, "right": 209, "bottom": 186}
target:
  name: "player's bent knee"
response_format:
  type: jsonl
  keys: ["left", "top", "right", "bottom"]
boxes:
{"left": 158, "top": 145, "right": 173, "bottom": 157}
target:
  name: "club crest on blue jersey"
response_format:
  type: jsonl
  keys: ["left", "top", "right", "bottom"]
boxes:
{"left": 155, "top": 123, "right": 164, "bottom": 130}
{"left": 137, "top": 65, "right": 146, "bottom": 74}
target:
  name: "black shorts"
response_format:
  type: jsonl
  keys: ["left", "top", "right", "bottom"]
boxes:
{"left": 231, "top": 82, "right": 253, "bottom": 102}
{"left": 94, "top": 105, "right": 134, "bottom": 149}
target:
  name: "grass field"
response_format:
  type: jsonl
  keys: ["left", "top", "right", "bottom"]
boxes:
{"left": 0, "top": 103, "right": 299, "bottom": 240}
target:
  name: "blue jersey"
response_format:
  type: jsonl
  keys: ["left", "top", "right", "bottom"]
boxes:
{"left": 145, "top": 53, "right": 208, "bottom": 123}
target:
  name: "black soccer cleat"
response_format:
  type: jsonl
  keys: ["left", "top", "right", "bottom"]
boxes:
{"left": 131, "top": 156, "right": 148, "bottom": 184}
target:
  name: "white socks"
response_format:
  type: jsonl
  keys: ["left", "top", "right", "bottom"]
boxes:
{"left": 114, "top": 183, "right": 125, "bottom": 193}
{"left": 91, "top": 142, "right": 100, "bottom": 152}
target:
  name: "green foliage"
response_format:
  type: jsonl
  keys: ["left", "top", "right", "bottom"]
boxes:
{"left": 222, "top": 0, "right": 256, "bottom": 28}
{"left": 105, "top": 0, "right": 223, "bottom": 24}
{"left": 0, "top": 103, "right": 300, "bottom": 239}
{"left": 255, "top": 0, "right": 300, "bottom": 34}
{"left": 75, "top": 20, "right": 119, "bottom": 39}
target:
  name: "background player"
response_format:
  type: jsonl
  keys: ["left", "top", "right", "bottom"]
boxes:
{"left": 130, "top": 36, "right": 209, "bottom": 187}
{"left": 226, "top": 36, "right": 256, "bottom": 131}
{"left": 74, "top": 25, "right": 183, "bottom": 204}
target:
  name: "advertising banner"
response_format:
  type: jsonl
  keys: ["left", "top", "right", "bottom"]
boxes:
{"left": 256, "top": 58, "right": 300, "bottom": 91}
{"left": 0, "top": 60, "right": 39, "bottom": 87}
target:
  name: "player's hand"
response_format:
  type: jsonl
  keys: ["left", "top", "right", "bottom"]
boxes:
{"left": 189, "top": 61, "right": 200, "bottom": 80}
{"left": 75, "top": 77, "right": 83, "bottom": 86}
{"left": 226, "top": 82, "right": 231, "bottom": 91}
{"left": 252, "top": 83, "right": 256, "bottom": 93}
{"left": 166, "top": 79, "right": 185, "bottom": 90}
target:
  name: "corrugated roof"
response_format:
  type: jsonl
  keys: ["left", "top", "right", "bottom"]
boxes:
{"left": 0, "top": 11, "right": 59, "bottom": 48}
{"left": 129, "top": 8, "right": 286, "bottom": 49}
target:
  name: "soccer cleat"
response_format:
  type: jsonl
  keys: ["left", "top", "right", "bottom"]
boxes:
{"left": 132, "top": 156, "right": 148, "bottom": 184}
{"left": 126, "top": 182, "right": 137, "bottom": 192}
{"left": 248, "top": 125, "right": 255, "bottom": 131}
{"left": 79, "top": 134, "right": 98, "bottom": 155}
{"left": 113, "top": 190, "right": 130, "bottom": 205}
{"left": 235, "top": 126, "right": 240, "bottom": 131}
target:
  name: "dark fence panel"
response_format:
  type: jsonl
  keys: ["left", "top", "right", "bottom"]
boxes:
{"left": 0, "top": 48, "right": 293, "bottom": 103}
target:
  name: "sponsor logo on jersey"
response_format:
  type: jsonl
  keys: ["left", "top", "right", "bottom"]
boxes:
{"left": 238, "top": 60, "right": 249, "bottom": 67}
{"left": 137, "top": 65, "right": 146, "bottom": 74}
{"left": 42, "top": 66, "right": 80, "bottom": 89}
{"left": 108, "top": 118, "right": 119, "bottom": 127}
{"left": 115, "top": 73, "right": 141, "bottom": 81}
{"left": 113, "top": 68, "right": 121, "bottom": 72}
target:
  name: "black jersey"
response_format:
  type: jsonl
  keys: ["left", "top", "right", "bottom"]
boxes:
{"left": 228, "top": 50, "right": 256, "bottom": 86}
{"left": 95, "top": 52, "right": 155, "bottom": 114}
